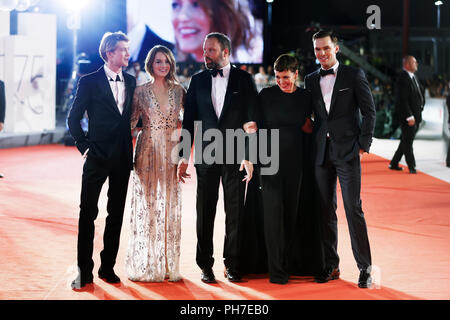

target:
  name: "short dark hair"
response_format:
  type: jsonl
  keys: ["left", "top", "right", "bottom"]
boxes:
{"left": 205, "top": 32, "right": 232, "bottom": 54}
{"left": 274, "top": 54, "right": 299, "bottom": 73}
{"left": 312, "top": 29, "right": 338, "bottom": 45}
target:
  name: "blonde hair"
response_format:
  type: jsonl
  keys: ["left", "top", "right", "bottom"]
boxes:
{"left": 98, "top": 31, "right": 129, "bottom": 63}
{"left": 145, "top": 45, "right": 178, "bottom": 85}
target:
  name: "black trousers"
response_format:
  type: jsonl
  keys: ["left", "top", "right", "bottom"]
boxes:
{"left": 77, "top": 150, "right": 130, "bottom": 276}
{"left": 390, "top": 122, "right": 419, "bottom": 169}
{"left": 195, "top": 164, "right": 245, "bottom": 271}
{"left": 261, "top": 166, "right": 302, "bottom": 282}
{"left": 314, "top": 142, "right": 372, "bottom": 271}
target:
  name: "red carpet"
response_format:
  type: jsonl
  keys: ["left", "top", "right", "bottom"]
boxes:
{"left": 0, "top": 145, "right": 449, "bottom": 300}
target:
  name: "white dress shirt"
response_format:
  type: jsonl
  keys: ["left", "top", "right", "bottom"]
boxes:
{"left": 104, "top": 65, "right": 126, "bottom": 114}
{"left": 211, "top": 63, "right": 231, "bottom": 118}
{"left": 319, "top": 61, "right": 340, "bottom": 114}
{"left": 405, "top": 69, "right": 414, "bottom": 79}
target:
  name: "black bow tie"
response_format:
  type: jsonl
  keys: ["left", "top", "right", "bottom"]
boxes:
{"left": 210, "top": 68, "right": 224, "bottom": 78}
{"left": 109, "top": 75, "right": 122, "bottom": 82}
{"left": 319, "top": 68, "right": 334, "bottom": 77}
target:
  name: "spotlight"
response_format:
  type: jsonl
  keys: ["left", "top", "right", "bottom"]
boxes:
{"left": 61, "top": 0, "right": 89, "bottom": 11}
{"left": 435, "top": 1, "right": 443, "bottom": 5}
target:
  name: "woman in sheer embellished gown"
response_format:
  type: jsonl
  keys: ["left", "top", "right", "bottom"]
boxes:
{"left": 126, "top": 45, "right": 185, "bottom": 282}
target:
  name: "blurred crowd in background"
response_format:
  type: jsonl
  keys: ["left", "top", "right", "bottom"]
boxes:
{"left": 60, "top": 48, "right": 450, "bottom": 140}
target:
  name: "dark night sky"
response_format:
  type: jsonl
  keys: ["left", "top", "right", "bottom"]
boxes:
{"left": 271, "top": 0, "right": 450, "bottom": 28}
{"left": 37, "top": 0, "right": 449, "bottom": 78}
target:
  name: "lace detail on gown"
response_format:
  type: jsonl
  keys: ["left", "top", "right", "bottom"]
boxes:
{"left": 126, "top": 82, "right": 185, "bottom": 282}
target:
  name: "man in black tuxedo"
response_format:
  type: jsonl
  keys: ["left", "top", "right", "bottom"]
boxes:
{"left": 68, "top": 32, "right": 136, "bottom": 289}
{"left": 304, "top": 30, "right": 376, "bottom": 288}
{"left": 389, "top": 56, "right": 425, "bottom": 174}
{"left": 177, "top": 32, "right": 258, "bottom": 283}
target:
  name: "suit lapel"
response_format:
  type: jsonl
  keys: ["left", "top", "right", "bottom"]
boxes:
{"left": 97, "top": 67, "right": 121, "bottom": 116}
{"left": 328, "top": 65, "right": 345, "bottom": 115}
{"left": 218, "top": 66, "right": 237, "bottom": 124}
{"left": 405, "top": 71, "right": 417, "bottom": 96}
{"left": 407, "top": 71, "right": 424, "bottom": 105}
{"left": 123, "top": 73, "right": 133, "bottom": 114}
{"left": 313, "top": 71, "right": 327, "bottom": 117}
{"left": 199, "top": 71, "right": 219, "bottom": 122}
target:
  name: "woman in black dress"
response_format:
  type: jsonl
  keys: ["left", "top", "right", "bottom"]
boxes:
{"left": 258, "top": 54, "right": 322, "bottom": 284}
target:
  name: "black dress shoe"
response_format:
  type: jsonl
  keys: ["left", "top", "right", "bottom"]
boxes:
{"left": 409, "top": 168, "right": 417, "bottom": 174}
{"left": 358, "top": 269, "right": 372, "bottom": 288}
{"left": 98, "top": 268, "right": 120, "bottom": 284}
{"left": 269, "top": 277, "right": 288, "bottom": 285}
{"left": 71, "top": 273, "right": 93, "bottom": 289}
{"left": 201, "top": 268, "right": 216, "bottom": 283}
{"left": 389, "top": 164, "right": 403, "bottom": 171}
{"left": 315, "top": 267, "right": 340, "bottom": 283}
{"left": 224, "top": 268, "right": 242, "bottom": 282}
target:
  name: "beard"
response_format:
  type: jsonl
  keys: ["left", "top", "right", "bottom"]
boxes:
{"left": 204, "top": 56, "right": 223, "bottom": 70}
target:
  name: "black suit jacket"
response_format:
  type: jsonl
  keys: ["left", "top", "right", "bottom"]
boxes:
{"left": 395, "top": 70, "right": 425, "bottom": 124}
{"left": 0, "top": 80, "right": 5, "bottom": 124}
{"left": 304, "top": 64, "right": 376, "bottom": 165}
{"left": 182, "top": 66, "right": 258, "bottom": 166}
{"left": 67, "top": 66, "right": 136, "bottom": 170}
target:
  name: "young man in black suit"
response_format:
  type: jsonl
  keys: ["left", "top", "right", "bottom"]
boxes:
{"left": 304, "top": 30, "right": 376, "bottom": 288}
{"left": 68, "top": 32, "right": 136, "bottom": 289}
{"left": 389, "top": 55, "right": 425, "bottom": 174}
{"left": 177, "top": 32, "right": 258, "bottom": 283}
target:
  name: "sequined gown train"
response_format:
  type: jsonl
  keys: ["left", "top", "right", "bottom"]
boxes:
{"left": 126, "top": 82, "right": 185, "bottom": 282}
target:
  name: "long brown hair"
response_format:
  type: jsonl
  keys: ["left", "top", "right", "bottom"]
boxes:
{"left": 175, "top": 0, "right": 253, "bottom": 59}
{"left": 203, "top": 0, "right": 252, "bottom": 52}
{"left": 144, "top": 45, "right": 179, "bottom": 85}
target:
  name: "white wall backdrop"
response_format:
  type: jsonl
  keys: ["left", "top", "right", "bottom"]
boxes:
{"left": 0, "top": 11, "right": 9, "bottom": 82}
{"left": 0, "top": 12, "right": 56, "bottom": 133}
